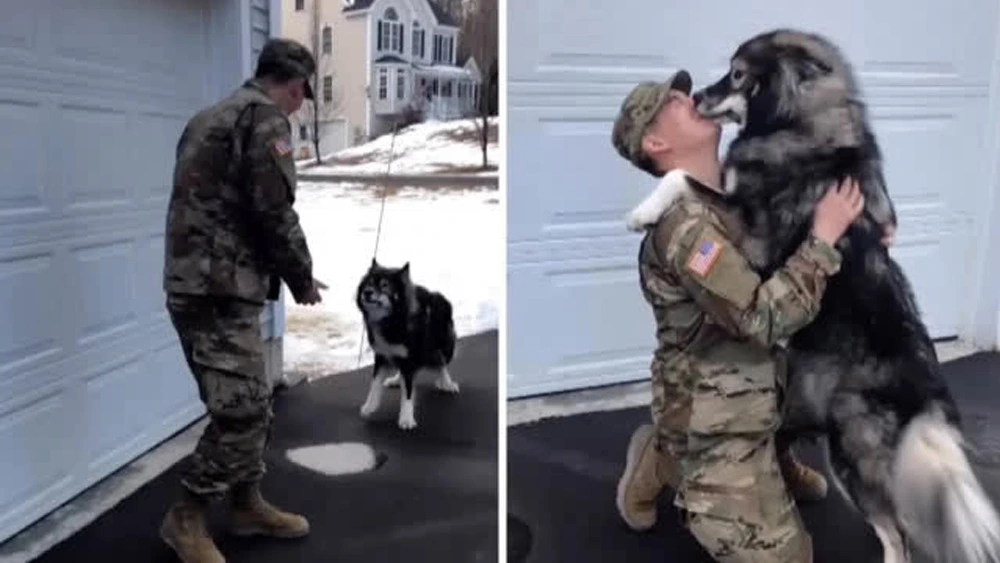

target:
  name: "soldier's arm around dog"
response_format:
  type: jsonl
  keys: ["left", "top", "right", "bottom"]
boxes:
{"left": 652, "top": 179, "right": 865, "bottom": 348}
{"left": 238, "top": 103, "right": 319, "bottom": 304}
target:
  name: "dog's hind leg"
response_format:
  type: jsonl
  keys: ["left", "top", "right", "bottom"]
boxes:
{"left": 869, "top": 514, "right": 910, "bottom": 563}
{"left": 360, "top": 356, "right": 392, "bottom": 418}
{"left": 397, "top": 368, "right": 418, "bottom": 430}
{"left": 432, "top": 354, "right": 460, "bottom": 394}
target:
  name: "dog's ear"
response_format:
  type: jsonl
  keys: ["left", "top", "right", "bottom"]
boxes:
{"left": 370, "top": 257, "right": 379, "bottom": 269}
{"left": 774, "top": 58, "right": 801, "bottom": 117}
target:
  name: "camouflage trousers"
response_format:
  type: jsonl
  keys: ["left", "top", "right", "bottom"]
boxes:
{"left": 651, "top": 356, "right": 812, "bottom": 562}
{"left": 166, "top": 293, "right": 273, "bottom": 501}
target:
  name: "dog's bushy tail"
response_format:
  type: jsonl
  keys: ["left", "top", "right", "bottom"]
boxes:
{"left": 893, "top": 405, "right": 1000, "bottom": 563}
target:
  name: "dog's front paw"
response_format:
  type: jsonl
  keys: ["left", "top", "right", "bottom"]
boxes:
{"left": 625, "top": 203, "right": 659, "bottom": 232}
{"left": 383, "top": 373, "right": 401, "bottom": 388}
{"left": 434, "top": 377, "right": 460, "bottom": 394}
{"left": 397, "top": 411, "right": 417, "bottom": 430}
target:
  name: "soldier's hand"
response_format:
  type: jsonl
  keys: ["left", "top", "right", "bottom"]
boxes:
{"left": 812, "top": 177, "right": 864, "bottom": 246}
{"left": 296, "top": 278, "right": 326, "bottom": 305}
{"left": 881, "top": 223, "right": 896, "bottom": 247}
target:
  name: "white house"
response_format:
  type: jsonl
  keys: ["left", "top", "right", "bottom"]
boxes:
{"left": 506, "top": 0, "right": 1000, "bottom": 398}
{"left": 0, "top": 0, "right": 288, "bottom": 544}
{"left": 283, "top": 0, "right": 482, "bottom": 158}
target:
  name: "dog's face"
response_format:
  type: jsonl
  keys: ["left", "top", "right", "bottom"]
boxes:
{"left": 356, "top": 259, "right": 414, "bottom": 321}
{"left": 693, "top": 30, "right": 856, "bottom": 135}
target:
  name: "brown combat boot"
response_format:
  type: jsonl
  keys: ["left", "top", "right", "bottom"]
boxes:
{"left": 778, "top": 448, "right": 828, "bottom": 502}
{"left": 615, "top": 424, "right": 680, "bottom": 531}
{"left": 227, "top": 482, "right": 310, "bottom": 538}
{"left": 160, "top": 492, "right": 226, "bottom": 563}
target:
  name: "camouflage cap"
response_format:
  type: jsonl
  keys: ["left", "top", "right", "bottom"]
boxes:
{"left": 256, "top": 38, "right": 316, "bottom": 99}
{"left": 611, "top": 69, "right": 693, "bottom": 167}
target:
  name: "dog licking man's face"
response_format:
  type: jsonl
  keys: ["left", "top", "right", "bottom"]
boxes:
{"left": 640, "top": 89, "right": 721, "bottom": 165}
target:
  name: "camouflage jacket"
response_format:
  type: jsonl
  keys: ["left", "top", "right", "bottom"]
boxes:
{"left": 163, "top": 79, "right": 313, "bottom": 304}
{"left": 635, "top": 172, "right": 842, "bottom": 432}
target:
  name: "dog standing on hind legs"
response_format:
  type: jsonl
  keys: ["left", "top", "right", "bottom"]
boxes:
{"left": 355, "top": 259, "right": 459, "bottom": 430}
{"left": 627, "top": 28, "right": 1000, "bottom": 563}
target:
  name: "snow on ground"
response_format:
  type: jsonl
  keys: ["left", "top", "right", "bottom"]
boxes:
{"left": 300, "top": 117, "right": 498, "bottom": 176}
{"left": 282, "top": 181, "right": 500, "bottom": 379}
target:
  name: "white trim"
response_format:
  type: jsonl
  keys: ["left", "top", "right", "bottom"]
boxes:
{"left": 964, "top": 8, "right": 1000, "bottom": 351}
{"left": 269, "top": 0, "right": 282, "bottom": 42}
{"left": 238, "top": 0, "right": 252, "bottom": 79}
{"left": 365, "top": 12, "right": 372, "bottom": 138}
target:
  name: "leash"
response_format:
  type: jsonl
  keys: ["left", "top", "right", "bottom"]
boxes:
{"left": 356, "top": 121, "right": 401, "bottom": 367}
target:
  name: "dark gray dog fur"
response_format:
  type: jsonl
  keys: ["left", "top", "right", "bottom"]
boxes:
{"left": 627, "top": 28, "right": 1000, "bottom": 563}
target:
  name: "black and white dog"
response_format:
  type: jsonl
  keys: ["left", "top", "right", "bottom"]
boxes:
{"left": 355, "top": 259, "right": 459, "bottom": 430}
{"left": 627, "top": 29, "right": 1000, "bottom": 563}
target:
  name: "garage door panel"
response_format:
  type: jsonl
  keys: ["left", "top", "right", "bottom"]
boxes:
{"left": 507, "top": 110, "right": 652, "bottom": 242}
{"left": 508, "top": 260, "right": 653, "bottom": 396}
{"left": 57, "top": 104, "right": 134, "bottom": 208}
{"left": 0, "top": 252, "right": 61, "bottom": 377}
{"left": 0, "top": 391, "right": 72, "bottom": 521}
{"left": 133, "top": 113, "right": 188, "bottom": 201}
{"left": 0, "top": 99, "right": 44, "bottom": 214}
{"left": 71, "top": 239, "right": 138, "bottom": 346}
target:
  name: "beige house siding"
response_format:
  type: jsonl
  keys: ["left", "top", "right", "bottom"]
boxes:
{"left": 335, "top": 13, "right": 369, "bottom": 145}
{"left": 280, "top": 0, "right": 360, "bottom": 154}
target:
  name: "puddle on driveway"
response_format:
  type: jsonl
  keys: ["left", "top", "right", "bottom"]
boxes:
{"left": 285, "top": 442, "right": 388, "bottom": 476}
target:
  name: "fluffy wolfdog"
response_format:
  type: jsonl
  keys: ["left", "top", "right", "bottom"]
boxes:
{"left": 356, "top": 259, "right": 459, "bottom": 430}
{"left": 627, "top": 28, "right": 1000, "bottom": 563}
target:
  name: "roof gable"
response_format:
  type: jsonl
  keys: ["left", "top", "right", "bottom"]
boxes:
{"left": 344, "top": 0, "right": 458, "bottom": 27}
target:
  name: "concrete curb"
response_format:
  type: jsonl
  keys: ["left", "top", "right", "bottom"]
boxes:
{"left": 298, "top": 172, "right": 498, "bottom": 188}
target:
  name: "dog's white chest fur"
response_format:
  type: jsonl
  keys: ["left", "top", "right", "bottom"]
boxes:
{"left": 625, "top": 169, "right": 694, "bottom": 231}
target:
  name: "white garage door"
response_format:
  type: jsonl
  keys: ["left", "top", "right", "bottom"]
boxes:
{"left": 0, "top": 1, "right": 220, "bottom": 542}
{"left": 507, "top": 0, "right": 1000, "bottom": 398}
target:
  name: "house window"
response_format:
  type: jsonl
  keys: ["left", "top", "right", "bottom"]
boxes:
{"left": 396, "top": 69, "right": 405, "bottom": 100}
{"left": 378, "top": 69, "right": 388, "bottom": 100}
{"left": 295, "top": 0, "right": 304, "bottom": 11}
{"left": 322, "top": 26, "right": 332, "bottom": 55}
{"left": 433, "top": 34, "right": 453, "bottom": 64}
{"left": 377, "top": 8, "right": 404, "bottom": 54}
{"left": 411, "top": 22, "right": 425, "bottom": 58}
{"left": 323, "top": 75, "right": 333, "bottom": 103}
{"left": 299, "top": 125, "right": 308, "bottom": 141}
{"left": 442, "top": 81, "right": 452, "bottom": 97}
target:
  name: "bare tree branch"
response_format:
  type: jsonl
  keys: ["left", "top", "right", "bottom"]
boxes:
{"left": 457, "top": 0, "right": 498, "bottom": 169}
{"left": 304, "top": 0, "right": 345, "bottom": 164}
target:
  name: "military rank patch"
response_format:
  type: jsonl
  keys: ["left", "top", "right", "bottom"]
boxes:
{"left": 272, "top": 137, "right": 293, "bottom": 158}
{"left": 687, "top": 239, "right": 722, "bottom": 277}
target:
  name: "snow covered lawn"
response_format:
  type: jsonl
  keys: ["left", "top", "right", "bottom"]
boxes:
{"left": 282, "top": 181, "right": 500, "bottom": 379}
{"left": 299, "top": 117, "right": 498, "bottom": 176}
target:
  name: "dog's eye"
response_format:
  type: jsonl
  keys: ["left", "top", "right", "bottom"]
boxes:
{"left": 732, "top": 69, "right": 744, "bottom": 82}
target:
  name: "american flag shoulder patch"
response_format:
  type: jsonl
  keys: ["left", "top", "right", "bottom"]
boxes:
{"left": 272, "top": 136, "right": 293, "bottom": 157}
{"left": 687, "top": 238, "right": 723, "bottom": 277}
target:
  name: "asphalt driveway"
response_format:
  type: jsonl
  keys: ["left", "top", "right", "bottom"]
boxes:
{"left": 31, "top": 330, "right": 498, "bottom": 563}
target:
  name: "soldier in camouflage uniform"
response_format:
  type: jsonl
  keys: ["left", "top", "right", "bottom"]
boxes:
{"left": 609, "top": 70, "right": 872, "bottom": 561}
{"left": 160, "top": 38, "right": 325, "bottom": 563}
